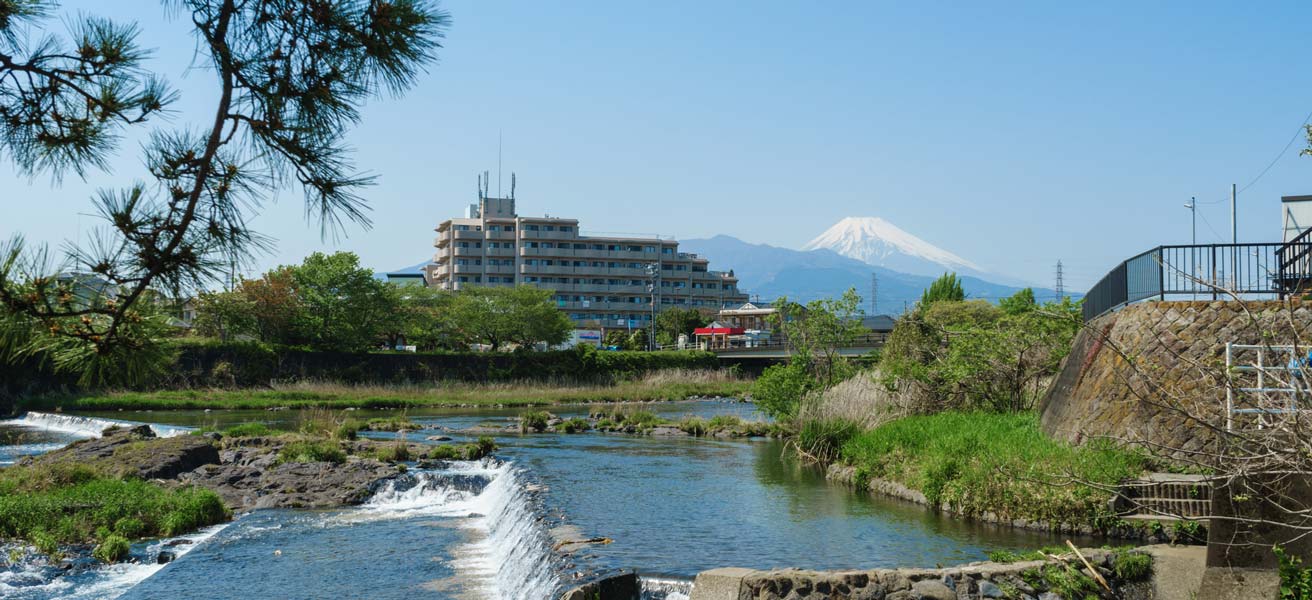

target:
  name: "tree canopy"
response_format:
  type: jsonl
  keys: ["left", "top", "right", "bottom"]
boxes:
{"left": 0, "top": 0, "right": 449, "bottom": 383}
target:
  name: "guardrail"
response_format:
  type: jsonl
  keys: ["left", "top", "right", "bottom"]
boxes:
{"left": 1083, "top": 243, "right": 1284, "bottom": 321}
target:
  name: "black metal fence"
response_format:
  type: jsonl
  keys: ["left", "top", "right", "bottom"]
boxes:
{"left": 1082, "top": 243, "right": 1284, "bottom": 321}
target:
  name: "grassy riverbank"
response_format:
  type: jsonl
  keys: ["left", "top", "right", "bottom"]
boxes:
{"left": 24, "top": 370, "right": 751, "bottom": 411}
{"left": 827, "top": 411, "right": 1148, "bottom": 529}
{"left": 0, "top": 462, "right": 230, "bottom": 562}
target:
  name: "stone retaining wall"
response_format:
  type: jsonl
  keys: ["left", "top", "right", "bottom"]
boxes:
{"left": 1038, "top": 300, "right": 1312, "bottom": 462}
{"left": 689, "top": 548, "right": 1159, "bottom": 600}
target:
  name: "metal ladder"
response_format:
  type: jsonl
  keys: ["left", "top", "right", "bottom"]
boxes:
{"left": 1224, "top": 343, "right": 1310, "bottom": 431}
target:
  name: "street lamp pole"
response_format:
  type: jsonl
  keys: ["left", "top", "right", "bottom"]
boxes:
{"left": 1184, "top": 197, "right": 1196, "bottom": 245}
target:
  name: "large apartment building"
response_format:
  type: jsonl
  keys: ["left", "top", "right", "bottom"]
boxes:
{"left": 426, "top": 179, "right": 748, "bottom": 330}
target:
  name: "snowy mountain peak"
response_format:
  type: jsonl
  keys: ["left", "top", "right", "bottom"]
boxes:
{"left": 801, "top": 217, "right": 984, "bottom": 276}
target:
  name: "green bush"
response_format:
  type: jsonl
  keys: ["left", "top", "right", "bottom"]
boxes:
{"left": 276, "top": 440, "right": 346, "bottom": 464}
{"left": 519, "top": 411, "right": 550, "bottom": 433}
{"left": 113, "top": 517, "right": 145, "bottom": 538}
{"left": 752, "top": 361, "right": 811, "bottom": 420}
{"left": 678, "top": 416, "right": 708, "bottom": 436}
{"left": 93, "top": 535, "right": 131, "bottom": 563}
{"left": 555, "top": 417, "right": 590, "bottom": 433}
{"left": 1277, "top": 545, "right": 1312, "bottom": 600}
{"left": 1112, "top": 549, "right": 1153, "bottom": 581}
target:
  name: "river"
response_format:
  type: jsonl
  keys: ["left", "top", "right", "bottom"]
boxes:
{"left": 0, "top": 402, "right": 1088, "bottom": 599}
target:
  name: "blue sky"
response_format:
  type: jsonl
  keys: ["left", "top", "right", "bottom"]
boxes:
{"left": 4, "top": 1, "right": 1312, "bottom": 290}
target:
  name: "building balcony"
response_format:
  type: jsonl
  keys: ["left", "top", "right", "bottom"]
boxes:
{"left": 485, "top": 247, "right": 515, "bottom": 257}
{"left": 519, "top": 230, "right": 576, "bottom": 241}
{"left": 484, "top": 265, "right": 515, "bottom": 275}
{"left": 452, "top": 264, "right": 482, "bottom": 274}
{"left": 453, "top": 230, "right": 484, "bottom": 240}
{"left": 452, "top": 247, "right": 483, "bottom": 257}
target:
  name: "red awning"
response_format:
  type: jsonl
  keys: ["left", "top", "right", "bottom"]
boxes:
{"left": 694, "top": 327, "right": 745, "bottom": 335}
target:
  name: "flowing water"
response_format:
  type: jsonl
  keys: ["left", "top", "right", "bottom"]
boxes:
{"left": 0, "top": 402, "right": 1093, "bottom": 599}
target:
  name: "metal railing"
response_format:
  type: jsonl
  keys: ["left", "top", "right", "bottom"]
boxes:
{"left": 1083, "top": 243, "right": 1284, "bottom": 321}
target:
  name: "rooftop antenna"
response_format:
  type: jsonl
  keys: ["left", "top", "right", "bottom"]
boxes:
{"left": 497, "top": 130, "right": 503, "bottom": 198}
{"left": 511, "top": 172, "right": 517, "bottom": 199}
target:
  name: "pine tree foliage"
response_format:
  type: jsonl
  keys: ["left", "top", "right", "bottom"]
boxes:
{"left": 0, "top": 0, "right": 449, "bottom": 384}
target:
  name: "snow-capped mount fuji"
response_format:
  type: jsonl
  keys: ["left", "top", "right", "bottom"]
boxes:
{"left": 802, "top": 217, "right": 1009, "bottom": 283}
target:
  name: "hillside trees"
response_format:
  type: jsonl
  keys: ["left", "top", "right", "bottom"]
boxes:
{"left": 0, "top": 0, "right": 449, "bottom": 384}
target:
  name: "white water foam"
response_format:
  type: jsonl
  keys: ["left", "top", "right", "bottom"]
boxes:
{"left": 0, "top": 522, "right": 229, "bottom": 600}
{"left": 10, "top": 412, "right": 191, "bottom": 439}
{"left": 641, "top": 577, "right": 694, "bottom": 600}
{"left": 355, "top": 459, "right": 563, "bottom": 600}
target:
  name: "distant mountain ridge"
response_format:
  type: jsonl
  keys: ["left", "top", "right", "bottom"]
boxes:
{"left": 681, "top": 234, "right": 1067, "bottom": 311}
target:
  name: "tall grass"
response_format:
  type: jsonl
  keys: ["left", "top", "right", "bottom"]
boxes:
{"left": 839, "top": 411, "right": 1147, "bottom": 527}
{"left": 32, "top": 371, "right": 753, "bottom": 411}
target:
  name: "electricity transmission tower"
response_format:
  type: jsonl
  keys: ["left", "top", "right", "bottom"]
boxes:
{"left": 1054, "top": 260, "right": 1065, "bottom": 301}
{"left": 870, "top": 272, "right": 878, "bottom": 315}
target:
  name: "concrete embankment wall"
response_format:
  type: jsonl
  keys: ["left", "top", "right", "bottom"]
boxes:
{"left": 687, "top": 546, "right": 1190, "bottom": 600}
{"left": 1038, "top": 300, "right": 1312, "bottom": 460}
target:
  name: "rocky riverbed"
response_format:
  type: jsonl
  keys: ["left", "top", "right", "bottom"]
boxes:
{"left": 17, "top": 424, "right": 482, "bottom": 512}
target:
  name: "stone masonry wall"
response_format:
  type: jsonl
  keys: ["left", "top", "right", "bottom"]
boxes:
{"left": 689, "top": 548, "right": 1156, "bottom": 600}
{"left": 1038, "top": 300, "right": 1312, "bottom": 461}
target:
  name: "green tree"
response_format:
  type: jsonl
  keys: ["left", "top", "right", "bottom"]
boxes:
{"left": 452, "top": 286, "right": 571, "bottom": 350}
{"left": 192, "top": 290, "right": 255, "bottom": 341}
{"left": 291, "top": 252, "right": 399, "bottom": 352}
{"left": 773, "top": 288, "right": 864, "bottom": 387}
{"left": 998, "top": 287, "right": 1036, "bottom": 316}
{"left": 655, "top": 307, "right": 708, "bottom": 347}
{"left": 920, "top": 273, "right": 965, "bottom": 307}
{"left": 753, "top": 360, "right": 812, "bottom": 420}
{"left": 394, "top": 286, "right": 459, "bottom": 351}
{"left": 0, "top": 0, "right": 448, "bottom": 384}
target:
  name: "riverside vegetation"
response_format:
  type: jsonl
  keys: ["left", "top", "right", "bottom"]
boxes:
{"left": 0, "top": 413, "right": 497, "bottom": 565}
{"left": 755, "top": 277, "right": 1152, "bottom": 534}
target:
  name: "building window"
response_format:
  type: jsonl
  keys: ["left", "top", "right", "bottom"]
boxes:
{"left": 573, "top": 243, "right": 586, "bottom": 250}
{"left": 675, "top": 265, "right": 687, "bottom": 271}
{"left": 626, "top": 245, "right": 641, "bottom": 252}
{"left": 592, "top": 244, "right": 605, "bottom": 251}
{"left": 607, "top": 262, "right": 619, "bottom": 268}
{"left": 644, "top": 246, "right": 656, "bottom": 252}
{"left": 662, "top": 247, "right": 674, "bottom": 254}
{"left": 526, "top": 242, "right": 539, "bottom": 248}
{"left": 561, "top": 226, "right": 573, "bottom": 232}
{"left": 526, "top": 224, "right": 540, "bottom": 231}
{"left": 505, "top": 225, "right": 515, "bottom": 232}
{"left": 544, "top": 225, "right": 555, "bottom": 231}
{"left": 607, "top": 244, "right": 620, "bottom": 251}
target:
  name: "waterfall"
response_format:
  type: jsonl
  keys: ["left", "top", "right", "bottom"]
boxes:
{"left": 11, "top": 412, "right": 190, "bottom": 439}
{"left": 358, "top": 459, "right": 564, "bottom": 600}
{"left": 641, "top": 577, "right": 694, "bottom": 600}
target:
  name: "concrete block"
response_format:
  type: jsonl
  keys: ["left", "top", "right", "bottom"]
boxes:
{"left": 1194, "top": 567, "right": 1280, "bottom": 600}
{"left": 691, "top": 567, "right": 755, "bottom": 600}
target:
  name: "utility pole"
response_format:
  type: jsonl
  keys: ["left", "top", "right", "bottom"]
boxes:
{"left": 1054, "top": 261, "right": 1065, "bottom": 301}
{"left": 646, "top": 263, "right": 660, "bottom": 351}
{"left": 1184, "top": 197, "right": 1196, "bottom": 245}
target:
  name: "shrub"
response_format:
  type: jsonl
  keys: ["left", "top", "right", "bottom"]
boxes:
{"left": 753, "top": 361, "right": 811, "bottom": 420}
{"left": 470, "top": 436, "right": 497, "bottom": 459}
{"left": 1111, "top": 549, "right": 1153, "bottom": 581}
{"left": 519, "top": 411, "right": 550, "bottom": 433}
{"left": 1277, "top": 545, "right": 1312, "bottom": 600}
{"left": 113, "top": 517, "right": 145, "bottom": 538}
{"left": 555, "top": 418, "right": 590, "bottom": 433}
{"left": 426, "top": 445, "right": 459, "bottom": 460}
{"left": 678, "top": 417, "right": 708, "bottom": 436}
{"left": 93, "top": 535, "right": 131, "bottom": 563}
{"left": 374, "top": 443, "right": 411, "bottom": 462}
{"left": 276, "top": 440, "right": 346, "bottom": 464}
{"left": 365, "top": 416, "right": 422, "bottom": 432}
